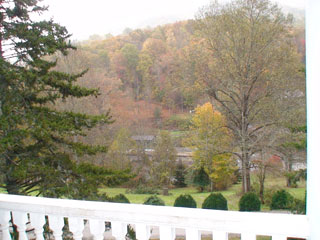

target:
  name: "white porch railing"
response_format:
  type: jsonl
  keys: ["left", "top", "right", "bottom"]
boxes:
{"left": 0, "top": 194, "right": 309, "bottom": 240}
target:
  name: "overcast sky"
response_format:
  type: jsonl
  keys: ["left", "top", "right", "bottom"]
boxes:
{"left": 41, "top": 0, "right": 305, "bottom": 41}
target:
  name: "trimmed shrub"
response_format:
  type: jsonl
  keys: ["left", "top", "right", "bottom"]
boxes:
{"left": 202, "top": 193, "right": 228, "bottom": 210}
{"left": 174, "top": 194, "right": 197, "bottom": 208}
{"left": 239, "top": 192, "right": 261, "bottom": 212}
{"left": 111, "top": 194, "right": 130, "bottom": 204}
{"left": 271, "top": 190, "right": 294, "bottom": 210}
{"left": 143, "top": 195, "right": 165, "bottom": 206}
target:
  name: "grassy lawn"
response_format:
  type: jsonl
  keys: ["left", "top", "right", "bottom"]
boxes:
{"left": 100, "top": 175, "right": 306, "bottom": 211}
{"left": 0, "top": 188, "right": 7, "bottom": 194}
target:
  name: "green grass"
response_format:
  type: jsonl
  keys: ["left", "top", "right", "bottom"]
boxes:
{"left": 0, "top": 187, "right": 7, "bottom": 194}
{"left": 99, "top": 175, "right": 306, "bottom": 211}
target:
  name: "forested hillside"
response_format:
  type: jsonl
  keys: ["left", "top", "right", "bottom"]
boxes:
{"left": 54, "top": 18, "right": 305, "bottom": 133}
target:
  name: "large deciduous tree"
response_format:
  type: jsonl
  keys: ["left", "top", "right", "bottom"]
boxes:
{"left": 150, "top": 131, "right": 177, "bottom": 188}
{"left": 107, "top": 128, "right": 136, "bottom": 170}
{"left": 0, "top": 0, "right": 130, "bottom": 197}
{"left": 196, "top": 0, "right": 304, "bottom": 192}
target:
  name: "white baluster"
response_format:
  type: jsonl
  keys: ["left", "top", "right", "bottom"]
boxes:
{"left": 135, "top": 223, "right": 151, "bottom": 240}
{"left": 12, "top": 211, "right": 28, "bottom": 240}
{"left": 89, "top": 219, "right": 105, "bottom": 240}
{"left": 112, "top": 221, "right": 127, "bottom": 239}
{"left": 212, "top": 230, "right": 228, "bottom": 240}
{"left": 241, "top": 233, "right": 256, "bottom": 240}
{"left": 271, "top": 235, "right": 287, "bottom": 240}
{"left": 29, "top": 213, "right": 46, "bottom": 240}
{"left": 186, "top": 228, "right": 201, "bottom": 240}
{"left": 48, "top": 215, "right": 64, "bottom": 240}
{"left": 0, "top": 210, "right": 12, "bottom": 240}
{"left": 159, "top": 226, "right": 175, "bottom": 240}
{"left": 68, "top": 217, "right": 84, "bottom": 240}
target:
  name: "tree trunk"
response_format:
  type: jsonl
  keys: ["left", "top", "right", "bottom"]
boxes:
{"left": 259, "top": 171, "right": 266, "bottom": 204}
{"left": 242, "top": 159, "right": 247, "bottom": 193}
{"left": 246, "top": 168, "right": 251, "bottom": 192}
{"left": 286, "top": 160, "right": 293, "bottom": 187}
{"left": 5, "top": 173, "right": 21, "bottom": 195}
{"left": 241, "top": 151, "right": 251, "bottom": 193}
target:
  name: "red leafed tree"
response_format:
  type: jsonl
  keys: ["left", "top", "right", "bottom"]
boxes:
{"left": 253, "top": 154, "right": 282, "bottom": 203}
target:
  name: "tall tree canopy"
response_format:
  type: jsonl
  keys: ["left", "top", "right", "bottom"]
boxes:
{"left": 150, "top": 131, "right": 177, "bottom": 187}
{"left": 196, "top": 0, "right": 304, "bottom": 192}
{"left": 0, "top": 0, "right": 128, "bottom": 197}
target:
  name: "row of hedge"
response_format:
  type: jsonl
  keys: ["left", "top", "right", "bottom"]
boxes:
{"left": 144, "top": 193, "right": 228, "bottom": 210}
{"left": 108, "top": 190, "right": 306, "bottom": 213}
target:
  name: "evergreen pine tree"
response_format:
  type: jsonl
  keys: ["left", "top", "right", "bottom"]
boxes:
{"left": 192, "top": 167, "right": 210, "bottom": 192}
{"left": 173, "top": 161, "right": 187, "bottom": 188}
{"left": 0, "top": 1, "right": 129, "bottom": 197}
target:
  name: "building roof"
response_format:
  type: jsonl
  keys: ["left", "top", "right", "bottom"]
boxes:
{"left": 131, "top": 135, "right": 155, "bottom": 141}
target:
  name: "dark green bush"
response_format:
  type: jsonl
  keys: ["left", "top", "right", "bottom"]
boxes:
{"left": 263, "top": 187, "right": 282, "bottom": 207}
{"left": 239, "top": 192, "right": 261, "bottom": 212}
{"left": 174, "top": 194, "right": 197, "bottom": 208}
{"left": 173, "top": 162, "right": 187, "bottom": 188}
{"left": 271, "top": 190, "right": 294, "bottom": 210}
{"left": 193, "top": 167, "right": 210, "bottom": 192}
{"left": 202, "top": 193, "right": 228, "bottom": 210}
{"left": 284, "top": 171, "right": 300, "bottom": 188}
{"left": 110, "top": 194, "right": 130, "bottom": 203}
{"left": 290, "top": 198, "right": 306, "bottom": 214}
{"left": 143, "top": 195, "right": 165, "bottom": 206}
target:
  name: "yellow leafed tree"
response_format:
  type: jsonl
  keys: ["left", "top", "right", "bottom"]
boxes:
{"left": 187, "top": 102, "right": 236, "bottom": 190}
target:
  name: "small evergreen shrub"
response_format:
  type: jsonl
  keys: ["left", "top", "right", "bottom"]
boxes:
{"left": 173, "top": 162, "right": 187, "bottom": 188}
{"left": 193, "top": 167, "right": 210, "bottom": 192}
{"left": 111, "top": 194, "right": 130, "bottom": 203}
{"left": 239, "top": 192, "right": 261, "bottom": 212}
{"left": 174, "top": 194, "right": 197, "bottom": 208}
{"left": 202, "top": 193, "right": 228, "bottom": 210}
{"left": 271, "top": 190, "right": 294, "bottom": 210}
{"left": 143, "top": 195, "right": 165, "bottom": 206}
